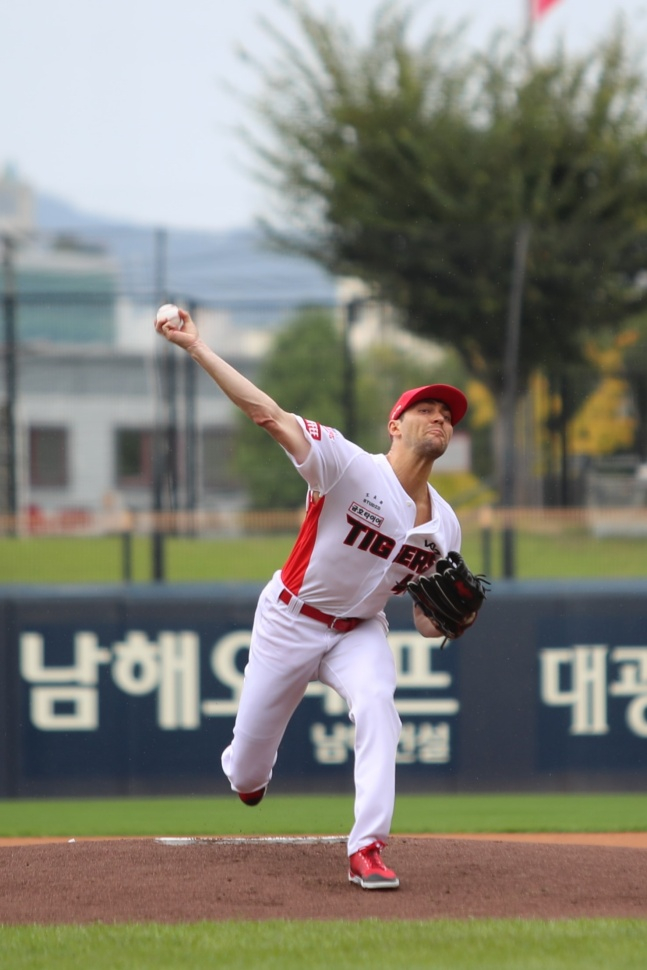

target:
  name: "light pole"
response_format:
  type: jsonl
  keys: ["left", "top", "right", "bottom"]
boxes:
{"left": 500, "top": 222, "right": 531, "bottom": 579}
{"left": 2, "top": 235, "right": 17, "bottom": 531}
{"left": 151, "top": 227, "right": 168, "bottom": 581}
{"left": 184, "top": 300, "right": 198, "bottom": 521}
{"left": 342, "top": 298, "right": 364, "bottom": 441}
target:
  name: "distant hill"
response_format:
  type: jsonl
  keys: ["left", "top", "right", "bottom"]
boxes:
{"left": 37, "top": 193, "right": 118, "bottom": 232}
{"left": 36, "top": 192, "right": 337, "bottom": 329}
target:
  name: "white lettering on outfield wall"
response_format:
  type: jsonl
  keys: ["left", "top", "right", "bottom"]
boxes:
{"left": 20, "top": 631, "right": 200, "bottom": 731}
{"left": 18, "top": 629, "right": 458, "bottom": 764}
{"left": 309, "top": 721, "right": 452, "bottom": 766}
{"left": 539, "top": 644, "right": 647, "bottom": 737}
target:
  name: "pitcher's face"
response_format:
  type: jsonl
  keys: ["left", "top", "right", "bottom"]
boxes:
{"left": 392, "top": 400, "right": 453, "bottom": 460}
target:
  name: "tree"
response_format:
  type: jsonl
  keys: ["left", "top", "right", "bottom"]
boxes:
{"left": 234, "top": 307, "right": 345, "bottom": 509}
{"left": 614, "top": 315, "right": 647, "bottom": 462}
{"left": 240, "top": 2, "right": 647, "bottom": 401}
{"left": 234, "top": 305, "right": 473, "bottom": 509}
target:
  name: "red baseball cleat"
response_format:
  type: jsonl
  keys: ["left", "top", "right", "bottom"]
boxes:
{"left": 238, "top": 787, "right": 266, "bottom": 807}
{"left": 348, "top": 840, "right": 400, "bottom": 889}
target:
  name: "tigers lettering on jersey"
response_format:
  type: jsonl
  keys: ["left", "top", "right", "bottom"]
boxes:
{"left": 343, "top": 517, "right": 440, "bottom": 575}
{"left": 389, "top": 546, "right": 440, "bottom": 597}
{"left": 393, "top": 543, "right": 438, "bottom": 574}
{"left": 343, "top": 515, "right": 396, "bottom": 559}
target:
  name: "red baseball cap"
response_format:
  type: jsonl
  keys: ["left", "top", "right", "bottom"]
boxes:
{"left": 389, "top": 384, "right": 468, "bottom": 426}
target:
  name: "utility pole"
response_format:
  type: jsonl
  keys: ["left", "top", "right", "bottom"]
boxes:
{"left": 342, "top": 298, "right": 364, "bottom": 441}
{"left": 523, "top": 0, "right": 534, "bottom": 48}
{"left": 498, "top": 2, "right": 538, "bottom": 576}
{"left": 151, "top": 227, "right": 168, "bottom": 581}
{"left": 2, "top": 235, "right": 17, "bottom": 532}
{"left": 184, "top": 300, "right": 198, "bottom": 520}
{"left": 165, "top": 310, "right": 178, "bottom": 511}
{"left": 500, "top": 222, "right": 531, "bottom": 579}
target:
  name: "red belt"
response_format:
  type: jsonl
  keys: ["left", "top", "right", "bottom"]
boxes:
{"left": 278, "top": 588, "right": 363, "bottom": 633}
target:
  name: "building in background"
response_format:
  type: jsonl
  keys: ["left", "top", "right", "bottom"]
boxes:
{"left": 0, "top": 172, "right": 468, "bottom": 525}
{"left": 17, "top": 344, "right": 248, "bottom": 520}
{"left": 0, "top": 168, "right": 119, "bottom": 346}
{"left": 15, "top": 238, "right": 118, "bottom": 345}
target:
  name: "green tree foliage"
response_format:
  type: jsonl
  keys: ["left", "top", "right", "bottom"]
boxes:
{"left": 241, "top": 2, "right": 647, "bottom": 399}
{"left": 234, "top": 307, "right": 345, "bottom": 508}
{"left": 234, "top": 305, "right": 467, "bottom": 508}
{"left": 617, "top": 313, "right": 647, "bottom": 460}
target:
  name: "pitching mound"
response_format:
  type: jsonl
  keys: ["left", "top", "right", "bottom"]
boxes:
{"left": 2, "top": 836, "right": 647, "bottom": 923}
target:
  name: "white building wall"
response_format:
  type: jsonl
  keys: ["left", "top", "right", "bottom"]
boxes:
{"left": 18, "top": 392, "right": 156, "bottom": 511}
{"left": 13, "top": 349, "right": 241, "bottom": 515}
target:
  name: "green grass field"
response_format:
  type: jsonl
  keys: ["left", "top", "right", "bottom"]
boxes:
{"left": 1, "top": 794, "right": 646, "bottom": 968}
{"left": 1, "top": 792, "right": 646, "bottom": 838}
{"left": 2, "top": 920, "right": 647, "bottom": 970}
{"left": 0, "top": 529, "right": 646, "bottom": 583}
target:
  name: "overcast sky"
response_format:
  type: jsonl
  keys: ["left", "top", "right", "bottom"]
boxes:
{"left": 3, "top": 0, "right": 646, "bottom": 231}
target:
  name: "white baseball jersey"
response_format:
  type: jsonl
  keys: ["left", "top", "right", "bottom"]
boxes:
{"left": 278, "top": 416, "right": 461, "bottom": 619}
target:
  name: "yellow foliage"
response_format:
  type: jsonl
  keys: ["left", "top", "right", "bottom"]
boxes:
{"left": 529, "top": 371, "right": 553, "bottom": 422}
{"left": 533, "top": 329, "right": 640, "bottom": 459}
{"left": 616, "top": 328, "right": 640, "bottom": 349}
{"left": 569, "top": 377, "right": 636, "bottom": 456}
{"left": 465, "top": 379, "right": 496, "bottom": 428}
{"left": 584, "top": 328, "right": 640, "bottom": 372}
{"left": 430, "top": 471, "right": 497, "bottom": 509}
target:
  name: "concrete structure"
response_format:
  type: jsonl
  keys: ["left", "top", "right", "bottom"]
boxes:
{"left": 13, "top": 344, "right": 252, "bottom": 520}
{"left": 14, "top": 240, "right": 118, "bottom": 345}
{"left": 1, "top": 169, "right": 118, "bottom": 346}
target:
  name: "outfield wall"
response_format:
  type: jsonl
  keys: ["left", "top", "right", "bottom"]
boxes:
{"left": 0, "top": 581, "right": 646, "bottom": 797}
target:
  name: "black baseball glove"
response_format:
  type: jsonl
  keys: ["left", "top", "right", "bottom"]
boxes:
{"left": 407, "top": 551, "right": 489, "bottom": 645}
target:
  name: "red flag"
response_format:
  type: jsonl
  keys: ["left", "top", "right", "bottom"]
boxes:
{"left": 531, "top": 0, "right": 562, "bottom": 19}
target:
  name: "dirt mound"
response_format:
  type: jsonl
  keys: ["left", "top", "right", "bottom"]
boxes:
{"left": 2, "top": 836, "right": 647, "bottom": 923}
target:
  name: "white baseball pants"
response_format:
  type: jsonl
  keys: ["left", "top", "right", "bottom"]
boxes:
{"left": 221, "top": 575, "right": 402, "bottom": 855}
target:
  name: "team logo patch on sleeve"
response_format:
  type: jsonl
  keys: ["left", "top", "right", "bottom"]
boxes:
{"left": 304, "top": 420, "right": 322, "bottom": 440}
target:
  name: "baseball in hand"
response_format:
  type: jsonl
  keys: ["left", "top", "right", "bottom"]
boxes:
{"left": 156, "top": 303, "right": 183, "bottom": 329}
